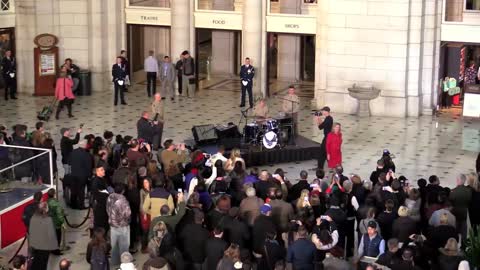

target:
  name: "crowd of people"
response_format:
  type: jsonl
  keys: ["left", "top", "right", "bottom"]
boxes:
{"left": 0, "top": 116, "right": 479, "bottom": 270}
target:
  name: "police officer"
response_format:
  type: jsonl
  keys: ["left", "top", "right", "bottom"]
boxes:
{"left": 239, "top": 57, "right": 255, "bottom": 108}
{"left": 1, "top": 50, "right": 17, "bottom": 100}
{"left": 111, "top": 56, "right": 127, "bottom": 106}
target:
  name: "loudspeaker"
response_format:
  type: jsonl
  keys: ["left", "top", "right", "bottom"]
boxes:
{"left": 192, "top": 124, "right": 218, "bottom": 145}
{"left": 215, "top": 125, "right": 241, "bottom": 139}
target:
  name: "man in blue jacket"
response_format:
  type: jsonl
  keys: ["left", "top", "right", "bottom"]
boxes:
{"left": 239, "top": 57, "right": 255, "bottom": 108}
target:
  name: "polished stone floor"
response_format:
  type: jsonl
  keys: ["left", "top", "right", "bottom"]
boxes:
{"left": 0, "top": 81, "right": 479, "bottom": 268}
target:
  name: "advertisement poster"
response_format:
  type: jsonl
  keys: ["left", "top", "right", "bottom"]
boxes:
{"left": 40, "top": 53, "right": 55, "bottom": 76}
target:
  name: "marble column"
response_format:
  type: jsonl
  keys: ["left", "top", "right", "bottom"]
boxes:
{"left": 15, "top": 0, "right": 36, "bottom": 94}
{"left": 211, "top": 0, "right": 235, "bottom": 76}
{"left": 406, "top": 0, "right": 423, "bottom": 117}
{"left": 243, "top": 0, "right": 263, "bottom": 95}
{"left": 171, "top": 0, "right": 190, "bottom": 57}
{"left": 277, "top": 0, "right": 300, "bottom": 82}
{"left": 314, "top": 0, "right": 328, "bottom": 108}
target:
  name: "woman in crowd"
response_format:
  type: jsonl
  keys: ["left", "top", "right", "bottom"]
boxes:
{"left": 224, "top": 148, "right": 245, "bottom": 173}
{"left": 86, "top": 227, "right": 110, "bottom": 270}
{"left": 325, "top": 123, "right": 342, "bottom": 169}
{"left": 140, "top": 178, "right": 152, "bottom": 253}
{"left": 29, "top": 202, "right": 59, "bottom": 270}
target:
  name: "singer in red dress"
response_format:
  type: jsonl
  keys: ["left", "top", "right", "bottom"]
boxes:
{"left": 326, "top": 123, "right": 342, "bottom": 169}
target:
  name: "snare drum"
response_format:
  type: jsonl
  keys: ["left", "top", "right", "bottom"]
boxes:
{"left": 244, "top": 123, "right": 260, "bottom": 142}
{"left": 265, "top": 119, "right": 278, "bottom": 132}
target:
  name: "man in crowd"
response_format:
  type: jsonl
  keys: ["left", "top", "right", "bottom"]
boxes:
{"left": 151, "top": 93, "right": 165, "bottom": 150}
{"left": 31, "top": 121, "right": 46, "bottom": 147}
{"left": 143, "top": 176, "right": 174, "bottom": 219}
{"left": 11, "top": 255, "right": 27, "bottom": 270}
{"left": 239, "top": 57, "right": 255, "bottom": 108}
{"left": 137, "top": 111, "right": 162, "bottom": 150}
{"left": 181, "top": 50, "right": 195, "bottom": 98}
{"left": 315, "top": 106, "right": 333, "bottom": 169}
{"left": 178, "top": 209, "right": 209, "bottom": 270}
{"left": 1, "top": 49, "right": 17, "bottom": 100}
{"left": 449, "top": 174, "right": 472, "bottom": 245}
{"left": 126, "top": 139, "right": 149, "bottom": 169}
{"left": 175, "top": 53, "right": 183, "bottom": 95}
{"left": 357, "top": 221, "right": 385, "bottom": 261}
{"left": 69, "top": 140, "right": 92, "bottom": 209}
{"left": 287, "top": 225, "right": 316, "bottom": 270}
{"left": 22, "top": 191, "right": 43, "bottom": 229}
{"left": 288, "top": 170, "right": 310, "bottom": 202}
{"left": 160, "top": 55, "right": 176, "bottom": 101}
{"left": 60, "top": 127, "right": 81, "bottom": 176}
{"left": 149, "top": 191, "right": 186, "bottom": 237}
{"left": 112, "top": 56, "right": 127, "bottom": 106}
{"left": 160, "top": 140, "right": 187, "bottom": 174}
{"left": 107, "top": 184, "right": 132, "bottom": 267}
{"left": 144, "top": 50, "right": 158, "bottom": 98}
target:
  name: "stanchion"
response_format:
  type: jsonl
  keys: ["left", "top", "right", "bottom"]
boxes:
{"left": 64, "top": 207, "right": 91, "bottom": 229}
{"left": 7, "top": 236, "right": 27, "bottom": 263}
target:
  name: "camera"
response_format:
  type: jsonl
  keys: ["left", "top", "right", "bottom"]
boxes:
{"left": 312, "top": 111, "right": 322, "bottom": 117}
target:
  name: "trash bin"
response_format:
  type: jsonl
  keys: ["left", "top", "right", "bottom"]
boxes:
{"left": 77, "top": 70, "right": 92, "bottom": 96}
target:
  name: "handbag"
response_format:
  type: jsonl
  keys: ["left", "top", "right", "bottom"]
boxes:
{"left": 140, "top": 213, "right": 151, "bottom": 231}
{"left": 62, "top": 78, "right": 73, "bottom": 105}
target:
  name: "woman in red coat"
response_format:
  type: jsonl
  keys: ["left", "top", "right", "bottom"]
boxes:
{"left": 55, "top": 68, "right": 75, "bottom": 119}
{"left": 326, "top": 123, "right": 342, "bottom": 169}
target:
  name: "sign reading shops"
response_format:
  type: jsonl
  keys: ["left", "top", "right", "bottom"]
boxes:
{"left": 285, "top": 24, "right": 300, "bottom": 29}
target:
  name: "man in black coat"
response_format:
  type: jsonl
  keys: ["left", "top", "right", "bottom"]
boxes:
{"left": 1, "top": 50, "right": 17, "bottom": 100}
{"left": 69, "top": 140, "right": 93, "bottom": 209}
{"left": 136, "top": 111, "right": 161, "bottom": 147}
{"left": 91, "top": 165, "right": 110, "bottom": 233}
{"left": 10, "top": 127, "right": 33, "bottom": 180}
{"left": 112, "top": 56, "right": 127, "bottom": 106}
{"left": 287, "top": 170, "right": 310, "bottom": 202}
{"left": 204, "top": 228, "right": 228, "bottom": 270}
{"left": 315, "top": 106, "right": 333, "bottom": 169}
{"left": 222, "top": 207, "right": 251, "bottom": 249}
{"left": 376, "top": 238, "right": 401, "bottom": 269}
{"left": 178, "top": 209, "right": 209, "bottom": 270}
{"left": 239, "top": 57, "right": 255, "bottom": 108}
{"left": 60, "top": 127, "right": 81, "bottom": 176}
{"left": 252, "top": 204, "right": 276, "bottom": 254}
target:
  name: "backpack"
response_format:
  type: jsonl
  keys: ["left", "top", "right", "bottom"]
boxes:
{"left": 90, "top": 246, "right": 108, "bottom": 270}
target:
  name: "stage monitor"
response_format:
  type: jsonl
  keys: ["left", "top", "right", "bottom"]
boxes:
{"left": 192, "top": 124, "right": 218, "bottom": 145}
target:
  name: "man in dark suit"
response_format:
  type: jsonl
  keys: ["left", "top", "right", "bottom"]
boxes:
{"left": 70, "top": 140, "right": 93, "bottom": 209}
{"left": 1, "top": 50, "right": 17, "bottom": 100}
{"left": 175, "top": 54, "right": 183, "bottom": 95}
{"left": 111, "top": 56, "right": 127, "bottom": 106}
{"left": 137, "top": 111, "right": 161, "bottom": 149}
{"left": 204, "top": 227, "right": 228, "bottom": 270}
{"left": 239, "top": 57, "right": 255, "bottom": 108}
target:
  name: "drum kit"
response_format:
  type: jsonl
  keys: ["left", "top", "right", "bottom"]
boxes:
{"left": 243, "top": 114, "right": 293, "bottom": 149}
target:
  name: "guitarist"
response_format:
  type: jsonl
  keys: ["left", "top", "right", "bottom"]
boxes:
{"left": 150, "top": 93, "right": 165, "bottom": 150}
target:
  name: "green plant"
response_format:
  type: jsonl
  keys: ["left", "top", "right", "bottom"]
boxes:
{"left": 465, "top": 226, "right": 480, "bottom": 269}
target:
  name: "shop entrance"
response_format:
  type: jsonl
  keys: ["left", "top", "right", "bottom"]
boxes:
{"left": 195, "top": 28, "right": 242, "bottom": 91}
{"left": 0, "top": 27, "right": 15, "bottom": 90}
{"left": 438, "top": 42, "right": 480, "bottom": 117}
{"left": 127, "top": 24, "right": 171, "bottom": 83}
{"left": 266, "top": 33, "right": 315, "bottom": 97}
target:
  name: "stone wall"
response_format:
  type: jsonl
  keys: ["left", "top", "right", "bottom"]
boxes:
{"left": 14, "top": 0, "right": 126, "bottom": 94}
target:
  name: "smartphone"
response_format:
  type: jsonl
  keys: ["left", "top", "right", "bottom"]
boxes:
{"left": 320, "top": 215, "right": 329, "bottom": 220}
{"left": 310, "top": 184, "right": 319, "bottom": 188}
{"left": 272, "top": 174, "right": 280, "bottom": 178}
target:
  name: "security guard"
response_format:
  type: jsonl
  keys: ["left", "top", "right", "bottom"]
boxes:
{"left": 239, "top": 57, "right": 255, "bottom": 108}
{"left": 1, "top": 50, "right": 17, "bottom": 100}
{"left": 111, "top": 56, "right": 127, "bottom": 106}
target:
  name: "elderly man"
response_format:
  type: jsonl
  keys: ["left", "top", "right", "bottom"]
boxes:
{"left": 239, "top": 187, "right": 264, "bottom": 226}
{"left": 159, "top": 56, "right": 176, "bottom": 101}
{"left": 449, "top": 174, "right": 472, "bottom": 245}
{"left": 137, "top": 111, "right": 162, "bottom": 150}
{"left": 69, "top": 140, "right": 92, "bottom": 209}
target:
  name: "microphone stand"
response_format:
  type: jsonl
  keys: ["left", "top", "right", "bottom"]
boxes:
{"left": 276, "top": 96, "right": 299, "bottom": 146}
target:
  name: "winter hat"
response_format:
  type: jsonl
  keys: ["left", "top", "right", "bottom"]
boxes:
{"left": 260, "top": 204, "right": 272, "bottom": 215}
{"left": 367, "top": 220, "right": 377, "bottom": 229}
{"left": 397, "top": 206, "right": 409, "bottom": 217}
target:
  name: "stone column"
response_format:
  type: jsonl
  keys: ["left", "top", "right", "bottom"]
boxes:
{"left": 88, "top": 0, "right": 105, "bottom": 91}
{"left": 211, "top": 0, "right": 235, "bottom": 76}
{"left": 277, "top": 0, "right": 300, "bottom": 82}
{"left": 313, "top": 0, "right": 328, "bottom": 108}
{"left": 15, "top": 0, "right": 36, "bottom": 94}
{"left": 243, "top": 0, "right": 263, "bottom": 96}
{"left": 406, "top": 0, "right": 423, "bottom": 117}
{"left": 171, "top": 0, "right": 190, "bottom": 57}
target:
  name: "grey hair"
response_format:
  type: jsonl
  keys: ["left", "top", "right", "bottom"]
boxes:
{"left": 363, "top": 180, "right": 373, "bottom": 191}
{"left": 342, "top": 180, "right": 353, "bottom": 193}
{"left": 246, "top": 187, "right": 256, "bottom": 197}
{"left": 457, "top": 174, "right": 467, "bottom": 185}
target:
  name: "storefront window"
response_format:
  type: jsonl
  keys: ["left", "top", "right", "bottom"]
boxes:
{"left": 196, "top": 0, "right": 241, "bottom": 12}
{"left": 269, "top": 0, "right": 317, "bottom": 15}
{"left": 466, "top": 0, "right": 480, "bottom": 10}
{"left": 128, "top": 0, "right": 170, "bottom": 8}
{"left": 1, "top": 0, "right": 10, "bottom": 11}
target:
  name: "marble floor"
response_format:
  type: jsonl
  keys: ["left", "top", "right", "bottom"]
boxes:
{"left": 0, "top": 82, "right": 479, "bottom": 268}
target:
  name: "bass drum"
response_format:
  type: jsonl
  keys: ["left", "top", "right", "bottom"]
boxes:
{"left": 262, "top": 131, "right": 278, "bottom": 149}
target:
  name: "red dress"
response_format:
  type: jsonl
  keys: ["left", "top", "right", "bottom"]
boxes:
{"left": 326, "top": 132, "right": 342, "bottom": 169}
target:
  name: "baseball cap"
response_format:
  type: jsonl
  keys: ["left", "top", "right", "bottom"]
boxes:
{"left": 260, "top": 204, "right": 272, "bottom": 215}
{"left": 320, "top": 106, "right": 330, "bottom": 112}
{"left": 367, "top": 220, "right": 377, "bottom": 229}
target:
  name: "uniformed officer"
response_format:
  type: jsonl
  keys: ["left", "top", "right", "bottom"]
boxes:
{"left": 1, "top": 50, "right": 17, "bottom": 100}
{"left": 111, "top": 56, "right": 127, "bottom": 106}
{"left": 239, "top": 57, "right": 255, "bottom": 108}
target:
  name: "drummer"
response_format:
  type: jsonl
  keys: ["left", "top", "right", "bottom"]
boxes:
{"left": 253, "top": 98, "right": 269, "bottom": 122}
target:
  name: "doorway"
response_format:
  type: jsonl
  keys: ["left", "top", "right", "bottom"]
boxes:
{"left": 266, "top": 32, "right": 315, "bottom": 98}
{"left": 0, "top": 28, "right": 15, "bottom": 90}
{"left": 127, "top": 24, "right": 171, "bottom": 83}
{"left": 195, "top": 28, "right": 242, "bottom": 91}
